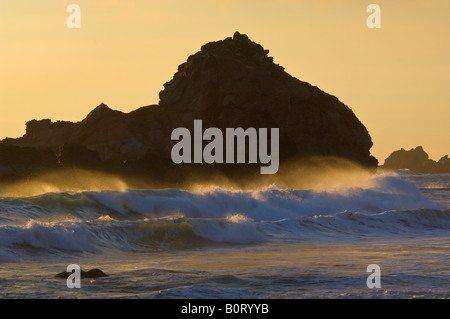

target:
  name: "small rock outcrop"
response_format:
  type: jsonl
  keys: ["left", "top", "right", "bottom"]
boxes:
{"left": 55, "top": 268, "right": 108, "bottom": 279}
{"left": 382, "top": 146, "right": 450, "bottom": 173}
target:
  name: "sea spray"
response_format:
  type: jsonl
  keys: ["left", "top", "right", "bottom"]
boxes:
{"left": 1, "top": 172, "right": 449, "bottom": 262}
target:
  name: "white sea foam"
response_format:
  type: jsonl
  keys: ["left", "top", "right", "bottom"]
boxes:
{"left": 0, "top": 172, "right": 449, "bottom": 258}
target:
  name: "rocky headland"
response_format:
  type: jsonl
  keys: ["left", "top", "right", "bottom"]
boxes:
{"left": 382, "top": 146, "right": 450, "bottom": 174}
{"left": 0, "top": 32, "right": 378, "bottom": 188}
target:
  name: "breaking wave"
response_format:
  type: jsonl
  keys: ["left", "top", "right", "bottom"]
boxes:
{"left": 1, "top": 172, "right": 449, "bottom": 262}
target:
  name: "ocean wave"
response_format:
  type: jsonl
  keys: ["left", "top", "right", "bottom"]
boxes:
{"left": 1, "top": 173, "right": 449, "bottom": 261}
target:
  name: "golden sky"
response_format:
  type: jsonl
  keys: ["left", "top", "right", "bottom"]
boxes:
{"left": 0, "top": 0, "right": 449, "bottom": 162}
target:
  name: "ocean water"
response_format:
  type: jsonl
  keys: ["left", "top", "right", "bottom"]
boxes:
{"left": 0, "top": 170, "right": 449, "bottom": 299}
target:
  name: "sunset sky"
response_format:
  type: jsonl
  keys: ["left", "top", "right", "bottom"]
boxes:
{"left": 0, "top": 0, "right": 449, "bottom": 162}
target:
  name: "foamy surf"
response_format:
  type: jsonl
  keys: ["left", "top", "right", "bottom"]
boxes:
{"left": 0, "top": 171, "right": 449, "bottom": 299}
{"left": 1, "top": 172, "right": 449, "bottom": 262}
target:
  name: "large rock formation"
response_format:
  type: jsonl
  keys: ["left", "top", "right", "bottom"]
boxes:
{"left": 0, "top": 32, "right": 377, "bottom": 185}
{"left": 382, "top": 146, "right": 450, "bottom": 173}
{"left": 158, "top": 32, "right": 376, "bottom": 166}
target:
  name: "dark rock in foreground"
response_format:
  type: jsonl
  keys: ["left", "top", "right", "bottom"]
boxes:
{"left": 382, "top": 146, "right": 450, "bottom": 174}
{"left": 55, "top": 268, "right": 108, "bottom": 279}
{"left": 0, "top": 32, "right": 377, "bottom": 186}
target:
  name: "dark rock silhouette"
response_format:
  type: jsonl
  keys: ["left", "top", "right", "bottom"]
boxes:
{"left": 158, "top": 31, "right": 376, "bottom": 167}
{"left": 55, "top": 268, "right": 108, "bottom": 279}
{"left": 0, "top": 145, "right": 56, "bottom": 181}
{"left": 0, "top": 32, "right": 377, "bottom": 185}
{"left": 382, "top": 146, "right": 450, "bottom": 173}
{"left": 4, "top": 103, "right": 149, "bottom": 162}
